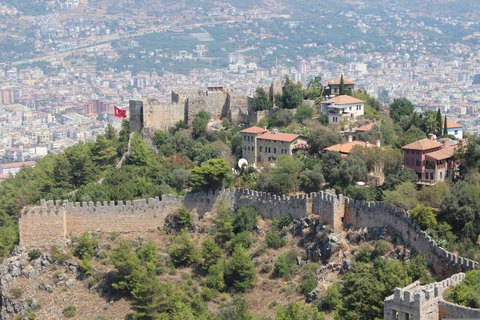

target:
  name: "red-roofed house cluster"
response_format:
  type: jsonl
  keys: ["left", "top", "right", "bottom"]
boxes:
{"left": 402, "top": 133, "right": 465, "bottom": 185}
{"left": 240, "top": 126, "right": 308, "bottom": 166}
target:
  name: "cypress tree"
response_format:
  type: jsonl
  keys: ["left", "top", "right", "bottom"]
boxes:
{"left": 436, "top": 109, "right": 442, "bottom": 137}
{"left": 444, "top": 115, "right": 447, "bottom": 137}
{"left": 339, "top": 74, "right": 345, "bottom": 95}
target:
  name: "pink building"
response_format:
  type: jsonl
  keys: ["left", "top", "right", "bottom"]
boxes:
{"left": 402, "top": 134, "right": 463, "bottom": 185}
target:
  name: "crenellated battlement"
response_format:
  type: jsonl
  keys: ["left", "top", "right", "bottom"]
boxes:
{"left": 384, "top": 273, "right": 472, "bottom": 320}
{"left": 19, "top": 188, "right": 477, "bottom": 278}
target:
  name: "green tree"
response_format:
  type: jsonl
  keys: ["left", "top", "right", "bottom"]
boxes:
{"left": 282, "top": 80, "right": 304, "bottom": 109}
{"left": 230, "top": 133, "right": 243, "bottom": 160}
{"left": 338, "top": 262, "right": 385, "bottom": 320}
{"left": 300, "top": 274, "right": 317, "bottom": 295}
{"left": 274, "top": 255, "right": 293, "bottom": 278}
{"left": 126, "top": 132, "right": 154, "bottom": 167}
{"left": 202, "top": 235, "right": 223, "bottom": 270}
{"left": 384, "top": 181, "right": 418, "bottom": 211}
{"left": 91, "top": 135, "right": 117, "bottom": 170}
{"left": 65, "top": 143, "right": 98, "bottom": 187}
{"left": 339, "top": 74, "right": 345, "bottom": 95}
{"left": 390, "top": 97, "right": 414, "bottom": 123}
{"left": 75, "top": 232, "right": 98, "bottom": 260}
{"left": 445, "top": 270, "right": 480, "bottom": 308}
{"left": 407, "top": 254, "right": 435, "bottom": 285}
{"left": 110, "top": 240, "right": 145, "bottom": 293}
{"left": 169, "top": 229, "right": 201, "bottom": 266}
{"left": 382, "top": 168, "right": 418, "bottom": 191}
{"left": 53, "top": 154, "right": 73, "bottom": 189}
{"left": 225, "top": 245, "right": 256, "bottom": 292}
{"left": 192, "top": 111, "right": 210, "bottom": 138}
{"left": 308, "top": 128, "right": 343, "bottom": 155}
{"left": 268, "top": 109, "right": 294, "bottom": 127}
{"left": 190, "top": 158, "right": 232, "bottom": 193}
{"left": 230, "top": 231, "right": 253, "bottom": 249}
{"left": 299, "top": 165, "right": 324, "bottom": 193}
{"left": 410, "top": 205, "right": 437, "bottom": 230}
{"left": 294, "top": 105, "right": 315, "bottom": 123}
{"left": 152, "top": 130, "right": 175, "bottom": 157}
{"left": 444, "top": 115, "right": 447, "bottom": 136}
{"left": 275, "top": 302, "right": 326, "bottom": 320}
{"left": 171, "top": 168, "right": 190, "bottom": 192}
{"left": 235, "top": 299, "right": 254, "bottom": 320}
{"left": 305, "top": 76, "right": 323, "bottom": 100}
{"left": 233, "top": 204, "right": 258, "bottom": 234}
{"left": 252, "top": 87, "right": 273, "bottom": 111}
{"left": 214, "top": 196, "right": 234, "bottom": 245}
{"left": 266, "top": 230, "right": 286, "bottom": 249}
{"left": 436, "top": 109, "right": 443, "bottom": 137}
{"left": 175, "top": 205, "right": 193, "bottom": 229}
{"left": 196, "top": 144, "right": 221, "bottom": 166}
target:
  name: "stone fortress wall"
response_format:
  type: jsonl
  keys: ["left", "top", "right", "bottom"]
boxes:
{"left": 19, "top": 189, "right": 477, "bottom": 276}
{"left": 19, "top": 189, "right": 479, "bottom": 319}
{"left": 384, "top": 273, "right": 480, "bottom": 320}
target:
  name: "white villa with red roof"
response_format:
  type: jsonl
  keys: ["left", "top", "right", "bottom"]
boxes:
{"left": 402, "top": 134, "right": 464, "bottom": 185}
{"left": 321, "top": 95, "right": 365, "bottom": 124}
{"left": 445, "top": 119, "right": 463, "bottom": 140}
{"left": 240, "top": 127, "right": 308, "bottom": 166}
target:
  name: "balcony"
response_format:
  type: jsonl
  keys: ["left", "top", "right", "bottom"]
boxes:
{"left": 417, "top": 179, "right": 437, "bottom": 186}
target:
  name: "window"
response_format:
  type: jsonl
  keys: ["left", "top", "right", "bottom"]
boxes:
{"left": 244, "top": 136, "right": 246, "bottom": 141}
{"left": 416, "top": 160, "right": 421, "bottom": 166}
{"left": 247, "top": 146, "right": 250, "bottom": 151}
{"left": 440, "top": 172, "right": 443, "bottom": 179}
{"left": 259, "top": 147, "right": 262, "bottom": 152}
{"left": 406, "top": 150, "right": 409, "bottom": 154}
{"left": 454, "top": 130, "right": 458, "bottom": 135}
{"left": 269, "top": 147, "right": 271, "bottom": 153}
{"left": 274, "top": 148, "right": 276, "bottom": 154}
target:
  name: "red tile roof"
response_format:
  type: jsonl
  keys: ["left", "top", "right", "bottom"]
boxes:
{"left": 328, "top": 78, "right": 355, "bottom": 85}
{"left": 324, "top": 141, "right": 366, "bottom": 154}
{"left": 0, "top": 161, "right": 36, "bottom": 169}
{"left": 356, "top": 122, "right": 377, "bottom": 132}
{"left": 257, "top": 132, "right": 301, "bottom": 142}
{"left": 325, "top": 95, "right": 365, "bottom": 105}
{"left": 401, "top": 139, "right": 443, "bottom": 151}
{"left": 446, "top": 119, "right": 463, "bottom": 129}
{"left": 425, "top": 147, "right": 456, "bottom": 161}
{"left": 240, "top": 126, "right": 268, "bottom": 134}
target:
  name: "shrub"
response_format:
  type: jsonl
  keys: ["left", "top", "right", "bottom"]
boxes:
{"left": 75, "top": 232, "right": 98, "bottom": 260}
{"left": 202, "top": 235, "right": 223, "bottom": 270}
{"left": 230, "top": 231, "right": 253, "bottom": 250}
{"left": 269, "top": 300, "right": 278, "bottom": 308}
{"left": 251, "top": 244, "right": 267, "bottom": 258}
{"left": 110, "top": 231, "right": 120, "bottom": 241}
{"left": 272, "top": 215, "right": 293, "bottom": 230}
{"left": 28, "top": 249, "right": 42, "bottom": 260}
{"left": 94, "top": 316, "right": 109, "bottom": 320}
{"left": 79, "top": 258, "right": 93, "bottom": 275}
{"left": 233, "top": 204, "right": 258, "bottom": 234}
{"left": 356, "top": 245, "right": 371, "bottom": 263}
{"left": 274, "top": 255, "right": 293, "bottom": 278}
{"left": 201, "top": 286, "right": 214, "bottom": 301}
{"left": 261, "top": 264, "right": 273, "bottom": 273}
{"left": 169, "top": 229, "right": 201, "bottom": 266}
{"left": 374, "top": 240, "right": 391, "bottom": 256}
{"left": 98, "top": 250, "right": 108, "bottom": 259}
{"left": 324, "top": 283, "right": 342, "bottom": 311}
{"left": 224, "top": 246, "right": 257, "bottom": 292}
{"left": 317, "top": 225, "right": 331, "bottom": 241}
{"left": 300, "top": 274, "right": 317, "bottom": 295}
{"left": 266, "top": 231, "right": 286, "bottom": 249}
{"left": 52, "top": 271, "right": 61, "bottom": 284}
{"left": 175, "top": 205, "right": 193, "bottom": 229}
{"left": 206, "top": 263, "right": 226, "bottom": 291}
{"left": 51, "top": 247, "right": 71, "bottom": 263}
{"left": 10, "top": 287, "right": 22, "bottom": 299}
{"left": 63, "top": 304, "right": 76, "bottom": 318}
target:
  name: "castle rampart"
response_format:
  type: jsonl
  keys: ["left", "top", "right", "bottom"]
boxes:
{"left": 18, "top": 189, "right": 480, "bottom": 319}
{"left": 384, "top": 273, "right": 480, "bottom": 320}
{"left": 18, "top": 190, "right": 478, "bottom": 280}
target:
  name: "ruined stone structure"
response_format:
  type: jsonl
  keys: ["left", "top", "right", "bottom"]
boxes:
{"left": 384, "top": 273, "right": 480, "bottom": 320}
{"left": 129, "top": 85, "right": 252, "bottom": 135}
{"left": 19, "top": 189, "right": 479, "bottom": 319}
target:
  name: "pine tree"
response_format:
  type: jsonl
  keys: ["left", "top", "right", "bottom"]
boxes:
{"left": 225, "top": 245, "right": 256, "bottom": 292}
{"left": 202, "top": 235, "right": 223, "bottom": 270}
{"left": 339, "top": 74, "right": 346, "bottom": 95}
{"left": 214, "top": 196, "right": 234, "bottom": 245}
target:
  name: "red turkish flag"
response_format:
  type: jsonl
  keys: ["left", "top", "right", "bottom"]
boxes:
{"left": 114, "top": 106, "right": 127, "bottom": 118}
